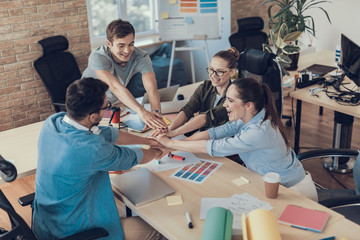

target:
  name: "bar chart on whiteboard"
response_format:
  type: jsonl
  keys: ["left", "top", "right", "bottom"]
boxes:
{"left": 157, "top": 0, "right": 221, "bottom": 41}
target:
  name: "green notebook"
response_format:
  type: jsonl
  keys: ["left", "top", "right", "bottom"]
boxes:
{"left": 201, "top": 207, "right": 233, "bottom": 240}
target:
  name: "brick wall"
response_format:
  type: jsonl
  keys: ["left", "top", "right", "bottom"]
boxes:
{"left": 231, "top": 0, "right": 271, "bottom": 34}
{"left": 0, "top": 0, "right": 90, "bottom": 132}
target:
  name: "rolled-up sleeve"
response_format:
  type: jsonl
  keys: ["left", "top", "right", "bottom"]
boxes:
{"left": 131, "top": 147, "right": 144, "bottom": 164}
{"left": 208, "top": 121, "right": 240, "bottom": 139}
{"left": 206, "top": 123, "right": 271, "bottom": 158}
{"left": 200, "top": 102, "right": 228, "bottom": 130}
{"left": 180, "top": 84, "right": 203, "bottom": 119}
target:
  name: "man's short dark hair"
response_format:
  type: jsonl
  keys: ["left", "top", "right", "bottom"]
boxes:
{"left": 106, "top": 19, "right": 135, "bottom": 44}
{"left": 65, "top": 78, "right": 109, "bottom": 121}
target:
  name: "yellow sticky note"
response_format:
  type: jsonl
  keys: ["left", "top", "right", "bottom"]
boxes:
{"left": 169, "top": 0, "right": 176, "bottom": 4}
{"left": 232, "top": 176, "right": 249, "bottom": 186}
{"left": 161, "top": 12, "right": 169, "bottom": 19}
{"left": 163, "top": 116, "right": 171, "bottom": 126}
{"left": 166, "top": 195, "right": 183, "bottom": 206}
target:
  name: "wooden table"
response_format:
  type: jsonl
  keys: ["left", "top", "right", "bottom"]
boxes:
{"left": 112, "top": 153, "right": 360, "bottom": 240}
{"left": 0, "top": 121, "right": 43, "bottom": 182}
{"left": 288, "top": 50, "right": 360, "bottom": 154}
{"left": 283, "top": 50, "right": 336, "bottom": 97}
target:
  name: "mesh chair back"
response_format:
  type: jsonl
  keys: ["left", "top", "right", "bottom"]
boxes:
{"left": 229, "top": 17, "right": 268, "bottom": 54}
{"left": 238, "top": 48, "right": 283, "bottom": 117}
{"left": 34, "top": 35, "right": 82, "bottom": 112}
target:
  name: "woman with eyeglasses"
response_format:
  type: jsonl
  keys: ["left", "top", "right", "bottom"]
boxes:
{"left": 154, "top": 47, "right": 239, "bottom": 138}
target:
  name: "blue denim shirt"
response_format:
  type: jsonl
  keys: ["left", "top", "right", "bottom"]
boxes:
{"left": 206, "top": 109, "right": 305, "bottom": 187}
{"left": 32, "top": 112, "right": 143, "bottom": 240}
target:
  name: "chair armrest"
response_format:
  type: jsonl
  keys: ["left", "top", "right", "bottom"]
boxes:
{"left": 297, "top": 148, "right": 359, "bottom": 161}
{"left": 320, "top": 195, "right": 360, "bottom": 208}
{"left": 53, "top": 102, "right": 66, "bottom": 106}
{"left": 60, "top": 227, "right": 109, "bottom": 240}
{"left": 18, "top": 193, "right": 35, "bottom": 206}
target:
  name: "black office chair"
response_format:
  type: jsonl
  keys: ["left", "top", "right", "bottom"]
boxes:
{"left": 229, "top": 17, "right": 268, "bottom": 54}
{"left": 238, "top": 48, "right": 292, "bottom": 125}
{"left": 34, "top": 35, "right": 82, "bottom": 112}
{"left": 0, "top": 155, "right": 108, "bottom": 240}
{"left": 298, "top": 149, "right": 360, "bottom": 224}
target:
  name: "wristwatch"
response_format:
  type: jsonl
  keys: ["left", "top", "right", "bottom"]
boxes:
{"left": 154, "top": 109, "right": 161, "bottom": 114}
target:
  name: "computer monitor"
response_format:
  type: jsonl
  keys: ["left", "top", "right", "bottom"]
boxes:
{"left": 339, "top": 34, "right": 360, "bottom": 87}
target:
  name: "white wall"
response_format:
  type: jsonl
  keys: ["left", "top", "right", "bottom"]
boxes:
{"left": 311, "top": 0, "right": 360, "bottom": 52}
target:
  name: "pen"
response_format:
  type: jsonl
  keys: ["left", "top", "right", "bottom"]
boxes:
{"left": 120, "top": 111, "right": 130, "bottom": 117}
{"left": 168, "top": 153, "right": 185, "bottom": 161}
{"left": 185, "top": 212, "right": 193, "bottom": 229}
{"left": 319, "top": 237, "right": 335, "bottom": 240}
{"left": 290, "top": 225, "right": 320, "bottom": 233}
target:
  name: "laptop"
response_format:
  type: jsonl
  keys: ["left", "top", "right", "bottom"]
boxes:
{"left": 110, "top": 168, "right": 175, "bottom": 206}
{"left": 139, "top": 84, "right": 179, "bottom": 105}
{"left": 300, "top": 64, "right": 337, "bottom": 76}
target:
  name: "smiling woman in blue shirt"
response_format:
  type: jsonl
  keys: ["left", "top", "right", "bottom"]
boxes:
{"left": 154, "top": 78, "right": 318, "bottom": 201}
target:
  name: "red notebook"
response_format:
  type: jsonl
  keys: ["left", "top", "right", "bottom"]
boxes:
{"left": 278, "top": 205, "right": 330, "bottom": 233}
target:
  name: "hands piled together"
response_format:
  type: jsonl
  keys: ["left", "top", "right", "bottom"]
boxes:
{"left": 139, "top": 109, "right": 167, "bottom": 132}
{"left": 147, "top": 132, "right": 174, "bottom": 160}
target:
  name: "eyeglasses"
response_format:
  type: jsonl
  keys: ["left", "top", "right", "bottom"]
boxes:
{"left": 206, "top": 67, "right": 232, "bottom": 77}
{"left": 91, "top": 100, "right": 112, "bottom": 114}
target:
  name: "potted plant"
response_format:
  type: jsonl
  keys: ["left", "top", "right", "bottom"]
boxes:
{"left": 260, "top": 0, "right": 332, "bottom": 70}
{"left": 263, "top": 23, "right": 302, "bottom": 76}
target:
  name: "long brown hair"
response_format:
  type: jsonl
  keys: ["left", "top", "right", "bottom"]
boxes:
{"left": 231, "top": 78, "right": 289, "bottom": 148}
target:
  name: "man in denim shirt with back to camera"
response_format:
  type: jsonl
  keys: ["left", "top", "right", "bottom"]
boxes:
{"left": 32, "top": 77, "right": 165, "bottom": 240}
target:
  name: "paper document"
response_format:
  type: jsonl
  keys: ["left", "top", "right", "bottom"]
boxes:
{"left": 144, "top": 151, "right": 200, "bottom": 172}
{"left": 200, "top": 193, "right": 273, "bottom": 235}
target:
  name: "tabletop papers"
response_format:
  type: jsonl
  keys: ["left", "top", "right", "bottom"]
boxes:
{"left": 201, "top": 193, "right": 273, "bottom": 235}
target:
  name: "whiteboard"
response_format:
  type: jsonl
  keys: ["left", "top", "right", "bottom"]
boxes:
{"left": 157, "top": 0, "right": 221, "bottom": 41}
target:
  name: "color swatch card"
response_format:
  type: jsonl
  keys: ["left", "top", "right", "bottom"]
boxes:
{"left": 170, "top": 159, "right": 222, "bottom": 184}
{"left": 278, "top": 204, "right": 330, "bottom": 233}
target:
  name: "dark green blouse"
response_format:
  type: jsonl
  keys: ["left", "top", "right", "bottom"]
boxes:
{"left": 180, "top": 80, "right": 230, "bottom": 131}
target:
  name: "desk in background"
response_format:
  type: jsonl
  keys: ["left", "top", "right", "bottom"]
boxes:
{"left": 289, "top": 51, "right": 360, "bottom": 159}
{"left": 0, "top": 121, "right": 43, "bottom": 182}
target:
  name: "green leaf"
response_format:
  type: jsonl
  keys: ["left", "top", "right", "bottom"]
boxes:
{"left": 270, "top": 30, "right": 276, "bottom": 47}
{"left": 278, "top": 54, "right": 292, "bottom": 64}
{"left": 283, "top": 45, "right": 301, "bottom": 54}
{"left": 279, "top": 23, "right": 288, "bottom": 38}
{"left": 283, "top": 31, "right": 302, "bottom": 42}
{"left": 262, "top": 44, "right": 274, "bottom": 53}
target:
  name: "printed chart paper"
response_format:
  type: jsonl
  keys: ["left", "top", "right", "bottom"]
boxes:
{"left": 170, "top": 159, "right": 222, "bottom": 184}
